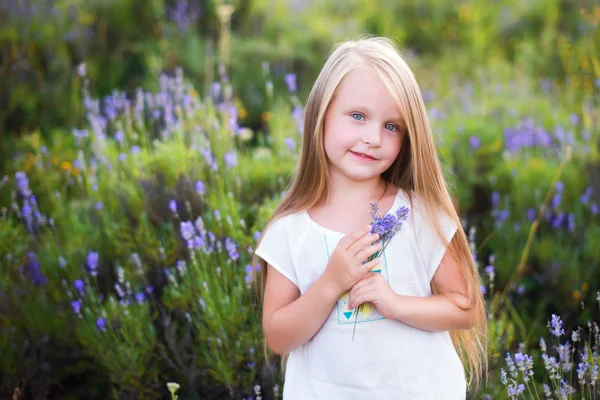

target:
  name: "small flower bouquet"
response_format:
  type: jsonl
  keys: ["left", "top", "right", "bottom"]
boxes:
{"left": 352, "top": 202, "right": 410, "bottom": 341}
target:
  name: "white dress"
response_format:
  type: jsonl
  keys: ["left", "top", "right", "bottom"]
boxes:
{"left": 255, "top": 189, "right": 467, "bottom": 399}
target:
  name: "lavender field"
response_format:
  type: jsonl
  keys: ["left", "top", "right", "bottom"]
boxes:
{"left": 1, "top": 0, "right": 599, "bottom": 399}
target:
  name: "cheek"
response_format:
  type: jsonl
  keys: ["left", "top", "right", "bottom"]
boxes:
{"left": 324, "top": 119, "right": 354, "bottom": 154}
{"left": 383, "top": 135, "right": 403, "bottom": 160}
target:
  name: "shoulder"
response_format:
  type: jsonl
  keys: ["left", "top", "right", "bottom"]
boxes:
{"left": 398, "top": 191, "right": 458, "bottom": 242}
{"left": 263, "top": 210, "right": 311, "bottom": 237}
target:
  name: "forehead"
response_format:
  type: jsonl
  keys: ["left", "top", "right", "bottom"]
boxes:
{"left": 332, "top": 68, "right": 402, "bottom": 119}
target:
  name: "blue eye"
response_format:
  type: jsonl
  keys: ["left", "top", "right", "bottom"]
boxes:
{"left": 385, "top": 123, "right": 398, "bottom": 132}
{"left": 351, "top": 113, "right": 365, "bottom": 121}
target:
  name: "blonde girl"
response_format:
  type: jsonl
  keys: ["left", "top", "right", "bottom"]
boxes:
{"left": 254, "top": 36, "right": 487, "bottom": 399}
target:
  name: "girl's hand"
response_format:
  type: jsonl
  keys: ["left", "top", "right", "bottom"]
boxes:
{"left": 323, "top": 225, "right": 382, "bottom": 297}
{"left": 348, "top": 272, "right": 400, "bottom": 320}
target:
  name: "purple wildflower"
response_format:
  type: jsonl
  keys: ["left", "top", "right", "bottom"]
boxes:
{"left": 550, "top": 314, "right": 565, "bottom": 337}
{"left": 74, "top": 279, "right": 85, "bottom": 296}
{"left": 526, "top": 208, "right": 537, "bottom": 222}
{"left": 491, "top": 191, "right": 501, "bottom": 207}
{"left": 71, "top": 300, "right": 81, "bottom": 315}
{"left": 15, "top": 172, "right": 31, "bottom": 197}
{"left": 180, "top": 221, "right": 195, "bottom": 241}
{"left": 96, "top": 317, "right": 107, "bottom": 332}
{"left": 469, "top": 136, "right": 481, "bottom": 149}
{"left": 135, "top": 292, "right": 145, "bottom": 304}
{"left": 285, "top": 73, "right": 297, "bottom": 93}
{"left": 195, "top": 180, "right": 206, "bottom": 195}
{"left": 552, "top": 193, "right": 562, "bottom": 209}
{"left": 224, "top": 151, "right": 237, "bottom": 168}
{"left": 87, "top": 251, "right": 99, "bottom": 277}
{"left": 169, "top": 200, "right": 178, "bottom": 213}
{"left": 225, "top": 238, "right": 239, "bottom": 260}
{"left": 284, "top": 138, "right": 296, "bottom": 150}
{"left": 27, "top": 251, "right": 46, "bottom": 286}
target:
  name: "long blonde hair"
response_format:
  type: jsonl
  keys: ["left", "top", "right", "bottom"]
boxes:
{"left": 253, "top": 35, "right": 488, "bottom": 389}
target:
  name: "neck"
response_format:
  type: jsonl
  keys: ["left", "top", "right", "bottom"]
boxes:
{"left": 325, "top": 172, "right": 387, "bottom": 207}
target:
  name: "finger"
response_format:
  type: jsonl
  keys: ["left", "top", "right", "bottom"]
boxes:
{"left": 352, "top": 276, "right": 373, "bottom": 291}
{"left": 359, "top": 257, "right": 381, "bottom": 275}
{"left": 342, "top": 225, "right": 373, "bottom": 250}
{"left": 354, "top": 242, "right": 382, "bottom": 264}
{"left": 349, "top": 288, "right": 375, "bottom": 310}
{"left": 348, "top": 232, "right": 380, "bottom": 256}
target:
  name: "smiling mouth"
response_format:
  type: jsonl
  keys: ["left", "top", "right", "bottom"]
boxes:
{"left": 350, "top": 151, "right": 377, "bottom": 161}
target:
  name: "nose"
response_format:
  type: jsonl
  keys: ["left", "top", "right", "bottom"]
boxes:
{"left": 362, "top": 124, "right": 382, "bottom": 146}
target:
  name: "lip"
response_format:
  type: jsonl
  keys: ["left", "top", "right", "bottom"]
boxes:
{"left": 350, "top": 151, "right": 377, "bottom": 161}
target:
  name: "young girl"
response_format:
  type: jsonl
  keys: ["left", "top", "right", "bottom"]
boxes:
{"left": 254, "top": 36, "right": 487, "bottom": 399}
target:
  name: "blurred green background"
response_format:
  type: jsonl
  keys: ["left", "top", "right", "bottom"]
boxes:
{"left": 1, "top": 0, "right": 599, "bottom": 399}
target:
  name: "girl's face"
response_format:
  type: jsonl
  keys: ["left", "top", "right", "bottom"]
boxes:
{"left": 323, "top": 68, "right": 404, "bottom": 184}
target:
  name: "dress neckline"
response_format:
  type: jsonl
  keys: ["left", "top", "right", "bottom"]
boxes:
{"left": 302, "top": 187, "right": 405, "bottom": 236}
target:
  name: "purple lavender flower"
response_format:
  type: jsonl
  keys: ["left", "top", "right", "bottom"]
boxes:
{"left": 192, "top": 235, "right": 206, "bottom": 250}
{"left": 195, "top": 180, "right": 206, "bottom": 195}
{"left": 22, "top": 200, "right": 33, "bottom": 233}
{"left": 469, "top": 136, "right": 481, "bottom": 149}
{"left": 285, "top": 73, "right": 297, "bottom": 93}
{"left": 169, "top": 200, "right": 178, "bottom": 213}
{"left": 212, "top": 82, "right": 222, "bottom": 99}
{"left": 87, "top": 251, "right": 99, "bottom": 277}
{"left": 74, "top": 279, "right": 85, "bottom": 296}
{"left": 114, "top": 130, "right": 125, "bottom": 143}
{"left": 27, "top": 251, "right": 46, "bottom": 286}
{"left": 569, "top": 113, "right": 579, "bottom": 125}
{"left": 244, "top": 264, "right": 254, "bottom": 283}
{"left": 368, "top": 204, "right": 410, "bottom": 244}
{"left": 580, "top": 186, "right": 593, "bottom": 204}
{"left": 224, "top": 151, "right": 237, "bottom": 168}
{"left": 131, "top": 145, "right": 141, "bottom": 155}
{"left": 58, "top": 256, "right": 68, "bottom": 268}
{"left": 71, "top": 300, "right": 81, "bottom": 315}
{"left": 96, "top": 317, "right": 107, "bottom": 332}
{"left": 253, "top": 231, "right": 262, "bottom": 242}
{"left": 567, "top": 213, "right": 575, "bottom": 232}
{"left": 180, "top": 221, "right": 195, "bottom": 241}
{"left": 491, "top": 191, "right": 500, "bottom": 208}
{"left": 351, "top": 202, "right": 410, "bottom": 340}
{"left": 135, "top": 292, "right": 145, "bottom": 304}
{"left": 284, "top": 138, "right": 296, "bottom": 150}
{"left": 552, "top": 193, "right": 562, "bottom": 209}
{"left": 526, "top": 208, "right": 537, "bottom": 222}
{"left": 292, "top": 106, "right": 304, "bottom": 133}
{"left": 550, "top": 314, "right": 565, "bottom": 337}
{"left": 15, "top": 171, "right": 31, "bottom": 197}
{"left": 225, "top": 238, "right": 239, "bottom": 260}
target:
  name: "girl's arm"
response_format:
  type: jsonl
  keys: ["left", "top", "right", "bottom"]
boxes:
{"left": 262, "top": 264, "right": 340, "bottom": 355}
{"left": 348, "top": 248, "right": 482, "bottom": 332}
{"left": 390, "top": 249, "right": 482, "bottom": 332}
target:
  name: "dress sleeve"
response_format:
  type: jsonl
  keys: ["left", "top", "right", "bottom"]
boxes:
{"left": 255, "top": 216, "right": 299, "bottom": 288}
{"left": 414, "top": 204, "right": 458, "bottom": 281}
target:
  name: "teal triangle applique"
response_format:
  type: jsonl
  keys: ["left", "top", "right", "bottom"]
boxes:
{"left": 343, "top": 311, "right": 353, "bottom": 320}
{"left": 372, "top": 269, "right": 382, "bottom": 274}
